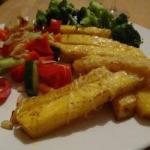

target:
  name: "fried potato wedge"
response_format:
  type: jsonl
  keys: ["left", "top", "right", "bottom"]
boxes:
{"left": 50, "top": 42, "right": 144, "bottom": 61}
{"left": 73, "top": 55, "right": 150, "bottom": 77}
{"left": 60, "top": 25, "right": 111, "bottom": 38}
{"left": 15, "top": 68, "right": 143, "bottom": 138}
{"left": 59, "top": 34, "right": 145, "bottom": 56}
{"left": 12, "top": 67, "right": 112, "bottom": 125}
{"left": 136, "top": 88, "right": 150, "bottom": 119}
{"left": 112, "top": 94, "right": 136, "bottom": 121}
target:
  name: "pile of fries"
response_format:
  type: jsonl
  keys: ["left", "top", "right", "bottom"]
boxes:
{"left": 11, "top": 25, "right": 150, "bottom": 138}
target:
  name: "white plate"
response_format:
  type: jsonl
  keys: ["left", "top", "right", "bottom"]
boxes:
{"left": 0, "top": 24, "right": 150, "bottom": 150}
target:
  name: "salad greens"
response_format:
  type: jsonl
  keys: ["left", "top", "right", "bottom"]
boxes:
{"left": 35, "top": 0, "right": 142, "bottom": 47}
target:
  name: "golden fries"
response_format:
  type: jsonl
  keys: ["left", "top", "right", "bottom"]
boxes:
{"left": 15, "top": 68, "right": 143, "bottom": 138}
{"left": 112, "top": 94, "right": 136, "bottom": 120}
{"left": 73, "top": 55, "right": 150, "bottom": 78}
{"left": 50, "top": 42, "right": 144, "bottom": 61}
{"left": 136, "top": 88, "right": 150, "bottom": 119}
{"left": 13, "top": 67, "right": 111, "bottom": 113}
{"left": 60, "top": 34, "right": 145, "bottom": 56}
{"left": 9, "top": 26, "right": 150, "bottom": 139}
{"left": 60, "top": 25, "right": 111, "bottom": 38}
{"left": 12, "top": 67, "right": 112, "bottom": 125}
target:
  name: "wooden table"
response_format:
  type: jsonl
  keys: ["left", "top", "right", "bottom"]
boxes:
{"left": 0, "top": 0, "right": 149, "bottom": 29}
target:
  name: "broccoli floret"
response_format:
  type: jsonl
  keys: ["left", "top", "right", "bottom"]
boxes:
{"left": 36, "top": 0, "right": 78, "bottom": 27}
{"left": 98, "top": 10, "right": 113, "bottom": 28}
{"left": 80, "top": 15, "right": 98, "bottom": 27}
{"left": 88, "top": 1, "right": 113, "bottom": 28}
{"left": 68, "top": 14, "right": 78, "bottom": 25}
{"left": 111, "top": 13, "right": 128, "bottom": 28}
{"left": 77, "top": 7, "right": 98, "bottom": 27}
{"left": 35, "top": 10, "right": 48, "bottom": 29}
{"left": 77, "top": 7, "right": 90, "bottom": 23}
{"left": 46, "top": 0, "right": 62, "bottom": 20}
{"left": 35, "top": 0, "right": 142, "bottom": 47}
{"left": 77, "top": 1, "right": 113, "bottom": 28}
{"left": 46, "top": 0, "right": 77, "bottom": 25}
{"left": 59, "top": 0, "right": 77, "bottom": 24}
{"left": 112, "top": 23, "right": 142, "bottom": 47}
{"left": 88, "top": 1, "right": 105, "bottom": 17}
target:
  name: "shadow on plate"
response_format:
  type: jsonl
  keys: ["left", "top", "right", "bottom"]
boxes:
{"left": 135, "top": 116, "right": 150, "bottom": 127}
{"left": 13, "top": 103, "right": 150, "bottom": 145}
{"left": 14, "top": 104, "right": 114, "bottom": 144}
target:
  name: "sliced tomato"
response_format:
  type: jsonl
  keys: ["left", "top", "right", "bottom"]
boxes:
{"left": 38, "top": 63, "right": 72, "bottom": 89}
{"left": 25, "top": 32, "right": 54, "bottom": 56}
{"left": 0, "top": 42, "right": 14, "bottom": 57}
{"left": 54, "top": 33, "right": 62, "bottom": 42}
{"left": 10, "top": 64, "right": 25, "bottom": 83}
{"left": 61, "top": 64, "right": 72, "bottom": 86}
{"left": 0, "top": 45, "right": 10, "bottom": 57}
{"left": 0, "top": 29, "right": 10, "bottom": 41}
{"left": 26, "top": 51, "right": 40, "bottom": 61}
{"left": 0, "top": 78, "right": 11, "bottom": 104}
{"left": 48, "top": 19, "right": 62, "bottom": 34}
{"left": 38, "top": 56, "right": 55, "bottom": 64}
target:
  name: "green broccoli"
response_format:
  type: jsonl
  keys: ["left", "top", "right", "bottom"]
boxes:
{"left": 98, "top": 10, "right": 113, "bottom": 28}
{"left": 77, "top": 7, "right": 90, "bottom": 23}
{"left": 112, "top": 23, "right": 142, "bottom": 48}
{"left": 88, "top": 1, "right": 105, "bottom": 17}
{"left": 111, "top": 13, "right": 128, "bottom": 28}
{"left": 77, "top": 1, "right": 113, "bottom": 28}
{"left": 88, "top": 1, "right": 113, "bottom": 28}
{"left": 77, "top": 7, "right": 98, "bottom": 27}
{"left": 35, "top": 0, "right": 142, "bottom": 47}
{"left": 46, "top": 0, "right": 61, "bottom": 20}
{"left": 46, "top": 0, "right": 77, "bottom": 25}
{"left": 35, "top": 10, "right": 48, "bottom": 29}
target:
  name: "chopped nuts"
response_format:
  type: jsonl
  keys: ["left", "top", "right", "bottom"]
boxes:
{"left": 1, "top": 120, "right": 13, "bottom": 130}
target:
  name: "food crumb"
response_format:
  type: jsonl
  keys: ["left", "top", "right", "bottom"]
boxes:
{"left": 1, "top": 120, "right": 13, "bottom": 130}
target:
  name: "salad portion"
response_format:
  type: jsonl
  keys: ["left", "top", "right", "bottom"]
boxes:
{"left": 0, "top": 23, "right": 73, "bottom": 101}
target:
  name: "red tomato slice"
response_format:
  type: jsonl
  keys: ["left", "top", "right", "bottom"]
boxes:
{"left": 54, "top": 33, "right": 62, "bottom": 42}
{"left": 38, "top": 63, "right": 72, "bottom": 89}
{"left": 0, "top": 78, "right": 11, "bottom": 104}
{"left": 38, "top": 56, "right": 55, "bottom": 64}
{"left": 25, "top": 32, "right": 54, "bottom": 56}
{"left": 10, "top": 64, "right": 25, "bottom": 83}
{"left": 0, "top": 44, "right": 13, "bottom": 57}
{"left": 26, "top": 51, "right": 40, "bottom": 61}
{"left": 0, "top": 29, "right": 10, "bottom": 41}
{"left": 48, "top": 19, "right": 62, "bottom": 34}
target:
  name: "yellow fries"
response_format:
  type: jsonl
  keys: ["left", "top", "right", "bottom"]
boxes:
{"left": 15, "top": 68, "right": 143, "bottom": 138}
{"left": 136, "top": 88, "right": 150, "bottom": 119}
{"left": 9, "top": 26, "right": 150, "bottom": 139}
{"left": 50, "top": 42, "right": 144, "bottom": 60}
{"left": 60, "top": 25, "right": 111, "bottom": 38}
{"left": 12, "top": 67, "right": 112, "bottom": 125}
{"left": 60, "top": 34, "right": 144, "bottom": 57}
{"left": 112, "top": 94, "right": 136, "bottom": 120}
{"left": 73, "top": 55, "right": 150, "bottom": 78}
